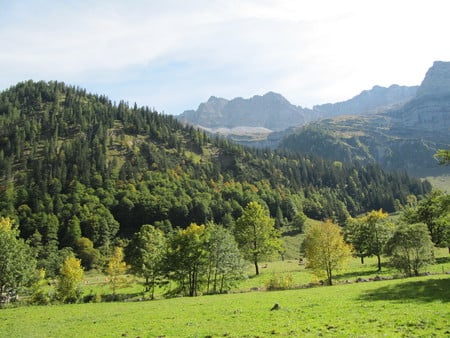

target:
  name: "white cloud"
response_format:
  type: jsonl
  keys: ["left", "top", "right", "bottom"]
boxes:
{"left": 1, "top": 0, "right": 449, "bottom": 113}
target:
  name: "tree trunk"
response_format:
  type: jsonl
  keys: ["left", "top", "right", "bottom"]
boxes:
{"left": 150, "top": 276, "right": 155, "bottom": 300}
{"left": 360, "top": 255, "right": 364, "bottom": 264}
{"left": 376, "top": 254, "right": 382, "bottom": 271}
{"left": 327, "top": 267, "right": 333, "bottom": 286}
{"left": 254, "top": 260, "right": 259, "bottom": 275}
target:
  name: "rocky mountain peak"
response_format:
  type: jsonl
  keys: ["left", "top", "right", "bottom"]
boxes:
{"left": 416, "top": 61, "right": 450, "bottom": 97}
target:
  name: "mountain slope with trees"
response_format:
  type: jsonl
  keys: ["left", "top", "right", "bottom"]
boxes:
{"left": 280, "top": 61, "right": 450, "bottom": 176}
{"left": 0, "top": 80, "right": 431, "bottom": 276}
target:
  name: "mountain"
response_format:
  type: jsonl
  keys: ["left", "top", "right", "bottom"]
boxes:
{"left": 178, "top": 85, "right": 418, "bottom": 139}
{"left": 280, "top": 61, "right": 450, "bottom": 176}
{"left": 313, "top": 84, "right": 418, "bottom": 117}
{"left": 178, "top": 92, "right": 311, "bottom": 132}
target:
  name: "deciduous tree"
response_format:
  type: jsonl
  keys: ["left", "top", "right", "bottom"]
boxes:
{"left": 302, "top": 219, "right": 352, "bottom": 285}
{"left": 0, "top": 217, "right": 36, "bottom": 302}
{"left": 346, "top": 209, "right": 393, "bottom": 271}
{"left": 234, "top": 202, "right": 282, "bottom": 275}
{"left": 204, "top": 223, "right": 244, "bottom": 294}
{"left": 385, "top": 222, "right": 434, "bottom": 276}
{"left": 165, "top": 223, "right": 209, "bottom": 296}
{"left": 403, "top": 190, "right": 450, "bottom": 249}
{"left": 126, "top": 225, "right": 166, "bottom": 299}
{"left": 106, "top": 247, "right": 129, "bottom": 298}
{"left": 56, "top": 255, "right": 84, "bottom": 303}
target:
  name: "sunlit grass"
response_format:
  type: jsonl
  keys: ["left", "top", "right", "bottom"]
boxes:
{"left": 2, "top": 274, "right": 448, "bottom": 337}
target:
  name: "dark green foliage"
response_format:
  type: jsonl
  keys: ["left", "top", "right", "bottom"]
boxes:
{"left": 385, "top": 222, "right": 435, "bottom": 276}
{"left": 0, "top": 81, "right": 432, "bottom": 273}
{"left": 125, "top": 225, "right": 166, "bottom": 299}
{"left": 402, "top": 190, "right": 450, "bottom": 248}
{"left": 164, "top": 223, "right": 243, "bottom": 297}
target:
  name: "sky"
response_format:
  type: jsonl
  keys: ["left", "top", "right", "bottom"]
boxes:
{"left": 1, "top": 0, "right": 449, "bottom": 115}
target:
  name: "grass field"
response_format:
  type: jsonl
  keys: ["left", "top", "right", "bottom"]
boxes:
{"left": 1, "top": 274, "right": 449, "bottom": 337}
{"left": 1, "top": 247, "right": 449, "bottom": 337}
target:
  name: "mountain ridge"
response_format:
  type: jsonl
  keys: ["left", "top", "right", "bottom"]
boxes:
{"left": 177, "top": 84, "right": 418, "bottom": 133}
{"left": 280, "top": 61, "right": 450, "bottom": 176}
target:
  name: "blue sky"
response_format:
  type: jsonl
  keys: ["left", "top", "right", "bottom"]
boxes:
{"left": 1, "top": 0, "right": 449, "bottom": 114}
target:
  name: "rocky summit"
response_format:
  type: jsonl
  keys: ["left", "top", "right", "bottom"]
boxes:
{"left": 178, "top": 92, "right": 310, "bottom": 132}
{"left": 416, "top": 61, "right": 450, "bottom": 98}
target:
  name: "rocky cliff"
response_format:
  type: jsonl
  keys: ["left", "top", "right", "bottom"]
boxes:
{"left": 416, "top": 61, "right": 450, "bottom": 98}
{"left": 314, "top": 84, "right": 417, "bottom": 117}
{"left": 178, "top": 92, "right": 310, "bottom": 132}
{"left": 178, "top": 85, "right": 417, "bottom": 133}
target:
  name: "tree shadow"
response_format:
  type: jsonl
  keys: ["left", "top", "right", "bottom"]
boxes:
{"left": 435, "top": 256, "right": 450, "bottom": 264}
{"left": 359, "top": 277, "right": 450, "bottom": 303}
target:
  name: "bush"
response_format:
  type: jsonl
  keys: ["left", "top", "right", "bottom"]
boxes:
{"left": 265, "top": 274, "right": 294, "bottom": 291}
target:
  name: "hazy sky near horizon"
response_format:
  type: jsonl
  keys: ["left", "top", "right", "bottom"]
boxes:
{"left": 1, "top": 0, "right": 449, "bottom": 114}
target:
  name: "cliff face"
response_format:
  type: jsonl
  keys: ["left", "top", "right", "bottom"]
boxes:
{"left": 388, "top": 61, "right": 450, "bottom": 140}
{"left": 178, "top": 85, "right": 417, "bottom": 132}
{"left": 314, "top": 85, "right": 418, "bottom": 117}
{"left": 416, "top": 61, "right": 450, "bottom": 98}
{"left": 178, "top": 92, "right": 310, "bottom": 132}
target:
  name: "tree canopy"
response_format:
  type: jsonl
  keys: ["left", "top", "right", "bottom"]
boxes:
{"left": 0, "top": 217, "right": 36, "bottom": 301}
{"left": 302, "top": 219, "right": 352, "bottom": 285}
{"left": 385, "top": 222, "right": 434, "bottom": 276}
{"left": 234, "top": 202, "right": 282, "bottom": 275}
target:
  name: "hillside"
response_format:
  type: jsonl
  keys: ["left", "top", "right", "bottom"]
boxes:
{"left": 0, "top": 81, "right": 431, "bottom": 275}
{"left": 280, "top": 61, "right": 450, "bottom": 176}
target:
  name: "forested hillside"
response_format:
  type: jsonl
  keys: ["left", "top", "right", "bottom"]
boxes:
{"left": 0, "top": 81, "right": 431, "bottom": 275}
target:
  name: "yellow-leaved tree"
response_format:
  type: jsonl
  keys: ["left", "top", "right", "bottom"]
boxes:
{"left": 56, "top": 255, "right": 84, "bottom": 303}
{"left": 106, "top": 247, "right": 129, "bottom": 298}
{"left": 302, "top": 219, "right": 352, "bottom": 285}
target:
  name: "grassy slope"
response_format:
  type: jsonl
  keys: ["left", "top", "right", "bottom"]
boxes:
{"left": 1, "top": 248, "right": 449, "bottom": 337}
{"left": 425, "top": 174, "right": 450, "bottom": 193}
{"left": 1, "top": 275, "right": 448, "bottom": 337}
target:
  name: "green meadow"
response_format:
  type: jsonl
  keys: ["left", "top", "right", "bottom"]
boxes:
{"left": 1, "top": 247, "right": 449, "bottom": 337}
{"left": 1, "top": 275, "right": 449, "bottom": 337}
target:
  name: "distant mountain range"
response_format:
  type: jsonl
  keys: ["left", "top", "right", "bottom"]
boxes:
{"left": 177, "top": 61, "right": 450, "bottom": 176}
{"left": 178, "top": 85, "right": 417, "bottom": 133}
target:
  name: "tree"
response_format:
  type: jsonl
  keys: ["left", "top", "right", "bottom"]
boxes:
{"left": 403, "top": 190, "right": 450, "bottom": 249}
{"left": 165, "top": 223, "right": 209, "bottom": 296}
{"left": 0, "top": 217, "right": 36, "bottom": 302}
{"left": 56, "top": 255, "right": 84, "bottom": 303}
{"left": 302, "top": 219, "right": 352, "bottom": 285}
{"left": 30, "top": 269, "right": 50, "bottom": 305}
{"left": 345, "top": 217, "right": 371, "bottom": 264}
{"left": 75, "top": 237, "right": 100, "bottom": 270}
{"left": 106, "top": 247, "right": 129, "bottom": 298}
{"left": 204, "top": 223, "right": 244, "bottom": 294}
{"left": 434, "top": 148, "right": 450, "bottom": 165}
{"left": 234, "top": 202, "right": 282, "bottom": 275}
{"left": 385, "top": 222, "right": 434, "bottom": 276}
{"left": 346, "top": 209, "right": 393, "bottom": 271}
{"left": 126, "top": 225, "right": 166, "bottom": 299}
